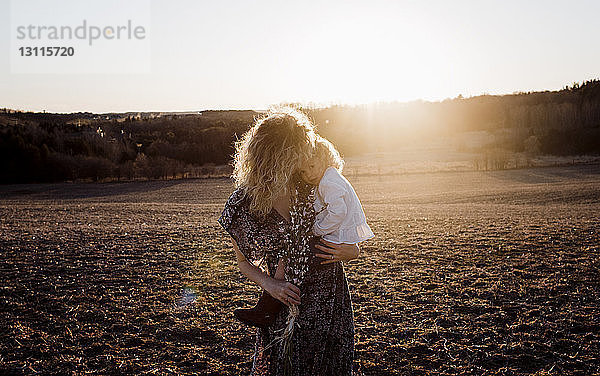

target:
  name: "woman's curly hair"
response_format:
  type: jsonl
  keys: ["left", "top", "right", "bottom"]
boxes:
{"left": 232, "top": 107, "right": 317, "bottom": 218}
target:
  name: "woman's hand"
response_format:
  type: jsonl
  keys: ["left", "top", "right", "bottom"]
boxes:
{"left": 314, "top": 239, "right": 360, "bottom": 264}
{"left": 263, "top": 277, "right": 302, "bottom": 307}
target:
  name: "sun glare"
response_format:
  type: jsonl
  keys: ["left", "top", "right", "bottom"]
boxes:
{"left": 283, "top": 5, "right": 456, "bottom": 106}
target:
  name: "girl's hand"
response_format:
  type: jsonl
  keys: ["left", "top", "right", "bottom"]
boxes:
{"left": 264, "top": 277, "right": 301, "bottom": 306}
{"left": 314, "top": 239, "right": 360, "bottom": 264}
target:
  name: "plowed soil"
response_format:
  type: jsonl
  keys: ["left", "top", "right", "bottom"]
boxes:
{"left": 1, "top": 164, "right": 599, "bottom": 375}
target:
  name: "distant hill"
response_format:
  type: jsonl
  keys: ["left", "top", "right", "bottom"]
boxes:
{"left": 1, "top": 79, "right": 599, "bottom": 184}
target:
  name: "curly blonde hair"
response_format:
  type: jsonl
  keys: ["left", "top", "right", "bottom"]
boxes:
{"left": 313, "top": 135, "right": 344, "bottom": 173}
{"left": 232, "top": 107, "right": 317, "bottom": 218}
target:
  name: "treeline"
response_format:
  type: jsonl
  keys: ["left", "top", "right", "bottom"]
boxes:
{"left": 1, "top": 80, "right": 599, "bottom": 184}
{"left": 0, "top": 111, "right": 255, "bottom": 184}
{"left": 305, "top": 79, "right": 600, "bottom": 156}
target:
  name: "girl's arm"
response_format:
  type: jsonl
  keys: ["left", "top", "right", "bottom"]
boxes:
{"left": 313, "top": 179, "right": 348, "bottom": 236}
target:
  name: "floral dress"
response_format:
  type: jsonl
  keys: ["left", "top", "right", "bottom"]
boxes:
{"left": 217, "top": 184, "right": 362, "bottom": 376}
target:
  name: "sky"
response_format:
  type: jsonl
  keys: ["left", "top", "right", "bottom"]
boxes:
{"left": 1, "top": 0, "right": 599, "bottom": 113}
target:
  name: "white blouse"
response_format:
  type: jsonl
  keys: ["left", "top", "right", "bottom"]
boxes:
{"left": 312, "top": 166, "right": 375, "bottom": 244}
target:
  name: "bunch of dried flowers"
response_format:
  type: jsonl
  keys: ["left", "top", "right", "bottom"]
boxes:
{"left": 264, "top": 175, "right": 322, "bottom": 375}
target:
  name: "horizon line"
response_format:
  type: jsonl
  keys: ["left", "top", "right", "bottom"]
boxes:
{"left": 2, "top": 78, "right": 597, "bottom": 115}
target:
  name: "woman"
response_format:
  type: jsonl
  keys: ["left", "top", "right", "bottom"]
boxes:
{"left": 217, "top": 108, "right": 363, "bottom": 375}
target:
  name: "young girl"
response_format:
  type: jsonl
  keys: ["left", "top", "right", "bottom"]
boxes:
{"left": 234, "top": 135, "right": 374, "bottom": 328}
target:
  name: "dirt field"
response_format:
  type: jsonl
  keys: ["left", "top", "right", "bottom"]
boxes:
{"left": 1, "top": 164, "right": 599, "bottom": 375}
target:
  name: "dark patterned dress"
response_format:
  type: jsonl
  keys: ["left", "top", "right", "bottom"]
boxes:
{"left": 218, "top": 186, "right": 362, "bottom": 376}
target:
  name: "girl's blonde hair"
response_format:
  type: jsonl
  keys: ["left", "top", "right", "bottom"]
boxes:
{"left": 232, "top": 107, "right": 317, "bottom": 218}
{"left": 313, "top": 135, "right": 344, "bottom": 173}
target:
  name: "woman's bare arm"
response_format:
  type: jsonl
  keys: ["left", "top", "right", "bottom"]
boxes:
{"left": 231, "top": 239, "right": 301, "bottom": 305}
{"left": 314, "top": 240, "right": 360, "bottom": 264}
{"left": 231, "top": 239, "right": 272, "bottom": 289}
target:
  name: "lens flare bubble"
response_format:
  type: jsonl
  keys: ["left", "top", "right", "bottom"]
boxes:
{"left": 173, "top": 285, "right": 198, "bottom": 310}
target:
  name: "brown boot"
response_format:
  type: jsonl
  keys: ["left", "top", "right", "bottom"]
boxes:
{"left": 234, "top": 289, "right": 283, "bottom": 329}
